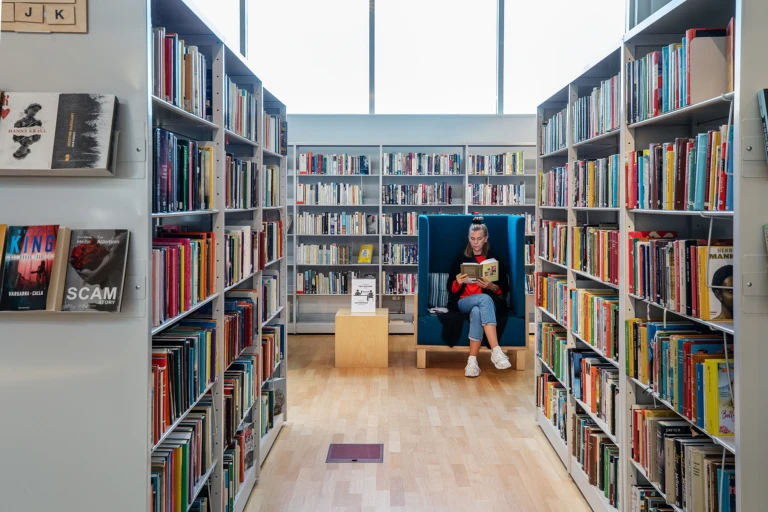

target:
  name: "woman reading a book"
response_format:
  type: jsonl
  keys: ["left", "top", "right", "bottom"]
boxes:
{"left": 447, "top": 217, "right": 512, "bottom": 377}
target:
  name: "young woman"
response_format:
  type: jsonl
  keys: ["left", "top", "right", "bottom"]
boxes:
{"left": 447, "top": 217, "right": 512, "bottom": 377}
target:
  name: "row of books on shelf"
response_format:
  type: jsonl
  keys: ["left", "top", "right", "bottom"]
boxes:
{"left": 626, "top": 318, "right": 734, "bottom": 436}
{"left": 382, "top": 272, "right": 417, "bottom": 295}
{"left": 296, "top": 270, "right": 358, "bottom": 295}
{"left": 541, "top": 108, "right": 567, "bottom": 155}
{"left": 571, "top": 289, "right": 619, "bottom": 363}
{"left": 382, "top": 183, "right": 453, "bottom": 205}
{"left": 626, "top": 21, "right": 734, "bottom": 125}
{"left": 264, "top": 112, "right": 287, "bottom": 155}
{"left": 382, "top": 152, "right": 461, "bottom": 175}
{"left": 535, "top": 373, "right": 568, "bottom": 443}
{"left": 151, "top": 320, "right": 217, "bottom": 445}
{"left": 295, "top": 212, "right": 377, "bottom": 235}
{"left": 539, "top": 220, "right": 567, "bottom": 267}
{"left": 223, "top": 423, "right": 256, "bottom": 510}
{"left": 295, "top": 244, "right": 357, "bottom": 265}
{"left": 536, "top": 273, "right": 569, "bottom": 326}
{"left": 573, "top": 74, "right": 620, "bottom": 143}
{"left": 468, "top": 152, "right": 526, "bottom": 175}
{"left": 152, "top": 28, "right": 211, "bottom": 121}
{"left": 539, "top": 166, "right": 567, "bottom": 207}
{"left": 261, "top": 273, "right": 280, "bottom": 322}
{"left": 572, "top": 352, "right": 619, "bottom": 437}
{"left": 262, "top": 324, "right": 284, "bottom": 382}
{"left": 153, "top": 129, "right": 215, "bottom": 213}
{"left": 225, "top": 155, "right": 257, "bottom": 210}
{"left": 296, "top": 183, "right": 363, "bottom": 206}
{"left": 467, "top": 183, "right": 527, "bottom": 206}
{"left": 524, "top": 212, "right": 535, "bottom": 235}
{"left": 525, "top": 274, "right": 534, "bottom": 295}
{"left": 225, "top": 77, "right": 257, "bottom": 142}
{"left": 151, "top": 396, "right": 215, "bottom": 512}
{"left": 574, "top": 155, "right": 620, "bottom": 209}
{"left": 263, "top": 165, "right": 281, "bottom": 208}
{"left": 573, "top": 413, "right": 620, "bottom": 508}
{"left": 572, "top": 225, "right": 620, "bottom": 285}
{"left": 629, "top": 232, "right": 732, "bottom": 322}
{"left": 626, "top": 127, "right": 734, "bottom": 212}
{"left": 382, "top": 243, "right": 418, "bottom": 265}
{"left": 223, "top": 222, "right": 282, "bottom": 289}
{"left": 630, "top": 408, "right": 735, "bottom": 511}
{"left": 382, "top": 212, "right": 419, "bottom": 236}
{"left": 524, "top": 242, "right": 534, "bottom": 265}
{"left": 260, "top": 378, "right": 285, "bottom": 438}
{"left": 223, "top": 354, "right": 259, "bottom": 445}
{"left": 0, "top": 226, "right": 130, "bottom": 312}
{"left": 298, "top": 153, "right": 370, "bottom": 175}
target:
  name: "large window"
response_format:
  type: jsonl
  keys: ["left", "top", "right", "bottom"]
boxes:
{"left": 188, "top": 0, "right": 241, "bottom": 49}
{"left": 375, "top": 0, "right": 497, "bottom": 114}
{"left": 245, "top": 0, "right": 624, "bottom": 114}
{"left": 248, "top": 0, "right": 369, "bottom": 114}
{"left": 503, "top": 0, "right": 625, "bottom": 114}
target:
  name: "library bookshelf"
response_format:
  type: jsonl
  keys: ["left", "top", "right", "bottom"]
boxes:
{"left": 534, "top": 0, "right": 768, "bottom": 510}
{"left": 0, "top": 0, "right": 287, "bottom": 511}
{"left": 287, "top": 143, "right": 536, "bottom": 334}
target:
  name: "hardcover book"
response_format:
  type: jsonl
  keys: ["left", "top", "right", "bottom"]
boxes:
{"left": 0, "top": 92, "right": 118, "bottom": 172}
{"left": 697, "top": 245, "right": 733, "bottom": 321}
{"left": 61, "top": 230, "right": 131, "bottom": 312}
{"left": 461, "top": 258, "right": 499, "bottom": 282}
{"left": 0, "top": 225, "right": 70, "bottom": 311}
{"left": 358, "top": 244, "right": 373, "bottom": 264}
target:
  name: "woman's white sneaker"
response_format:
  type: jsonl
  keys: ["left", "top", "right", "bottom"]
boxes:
{"left": 491, "top": 347, "right": 512, "bottom": 369}
{"left": 465, "top": 356, "right": 480, "bottom": 377}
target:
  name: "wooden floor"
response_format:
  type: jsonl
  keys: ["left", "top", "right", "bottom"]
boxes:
{"left": 244, "top": 335, "right": 590, "bottom": 512}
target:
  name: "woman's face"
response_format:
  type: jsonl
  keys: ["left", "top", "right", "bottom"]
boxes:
{"left": 469, "top": 230, "right": 487, "bottom": 254}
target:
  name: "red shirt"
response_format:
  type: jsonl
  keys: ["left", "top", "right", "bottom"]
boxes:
{"left": 451, "top": 255, "right": 502, "bottom": 299}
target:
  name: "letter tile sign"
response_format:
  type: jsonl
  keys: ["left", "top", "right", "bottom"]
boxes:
{"left": 1, "top": 0, "right": 87, "bottom": 34}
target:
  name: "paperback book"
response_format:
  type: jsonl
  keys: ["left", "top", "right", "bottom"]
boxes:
{"left": 62, "top": 229, "right": 130, "bottom": 312}
{"left": 0, "top": 92, "right": 118, "bottom": 172}
{"left": 460, "top": 258, "right": 498, "bottom": 282}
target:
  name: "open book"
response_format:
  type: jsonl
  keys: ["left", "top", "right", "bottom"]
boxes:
{"left": 461, "top": 258, "right": 499, "bottom": 282}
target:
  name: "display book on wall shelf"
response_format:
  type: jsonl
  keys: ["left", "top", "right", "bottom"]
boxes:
{"left": 286, "top": 143, "right": 537, "bottom": 335}
{"left": 533, "top": 2, "right": 768, "bottom": 510}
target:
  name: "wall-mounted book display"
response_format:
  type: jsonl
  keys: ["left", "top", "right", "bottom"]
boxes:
{"left": 0, "top": 92, "right": 119, "bottom": 176}
{"left": 1, "top": 0, "right": 87, "bottom": 34}
{"left": 0, "top": 225, "right": 130, "bottom": 312}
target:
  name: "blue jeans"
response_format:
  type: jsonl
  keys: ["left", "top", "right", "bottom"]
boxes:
{"left": 457, "top": 293, "right": 496, "bottom": 342}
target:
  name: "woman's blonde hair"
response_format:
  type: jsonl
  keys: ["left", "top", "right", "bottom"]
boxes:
{"left": 464, "top": 216, "right": 490, "bottom": 257}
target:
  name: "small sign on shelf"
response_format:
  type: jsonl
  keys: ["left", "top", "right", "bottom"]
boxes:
{"left": 351, "top": 278, "right": 376, "bottom": 313}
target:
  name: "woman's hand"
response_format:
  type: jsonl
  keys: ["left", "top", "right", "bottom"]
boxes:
{"left": 455, "top": 273, "right": 469, "bottom": 284}
{"left": 477, "top": 278, "right": 496, "bottom": 291}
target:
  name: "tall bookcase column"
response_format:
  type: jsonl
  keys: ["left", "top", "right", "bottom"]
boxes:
{"left": 733, "top": 0, "right": 768, "bottom": 507}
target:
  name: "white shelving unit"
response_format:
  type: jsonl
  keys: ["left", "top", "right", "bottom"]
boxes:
{"left": 0, "top": 1, "right": 287, "bottom": 510}
{"left": 287, "top": 143, "right": 537, "bottom": 334}
{"left": 534, "top": 1, "right": 768, "bottom": 510}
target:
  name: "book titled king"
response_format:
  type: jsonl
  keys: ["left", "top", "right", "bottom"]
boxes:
{"left": 62, "top": 230, "right": 130, "bottom": 312}
{"left": 0, "top": 92, "right": 118, "bottom": 173}
{"left": 461, "top": 258, "right": 499, "bottom": 282}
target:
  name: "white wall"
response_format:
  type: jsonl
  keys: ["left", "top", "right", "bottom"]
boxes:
{"left": 287, "top": 114, "right": 536, "bottom": 146}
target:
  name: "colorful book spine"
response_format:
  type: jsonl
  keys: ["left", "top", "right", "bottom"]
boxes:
{"left": 381, "top": 272, "right": 417, "bottom": 295}
{"left": 296, "top": 270, "right": 358, "bottom": 295}
{"left": 382, "top": 152, "right": 462, "bottom": 175}
{"left": 572, "top": 413, "right": 620, "bottom": 507}
{"left": 298, "top": 183, "right": 364, "bottom": 206}
{"left": 467, "top": 183, "right": 526, "bottom": 205}
{"left": 573, "top": 74, "right": 620, "bottom": 143}
{"left": 380, "top": 212, "right": 419, "bottom": 235}
{"left": 467, "top": 152, "right": 525, "bottom": 175}
{"left": 570, "top": 289, "right": 620, "bottom": 361}
{"left": 540, "top": 108, "right": 567, "bottom": 154}
{"left": 535, "top": 272, "right": 568, "bottom": 326}
{"left": 571, "top": 226, "right": 620, "bottom": 284}
{"left": 539, "top": 220, "right": 568, "bottom": 266}
{"left": 382, "top": 243, "right": 418, "bottom": 265}
{"left": 535, "top": 373, "right": 568, "bottom": 442}
{"left": 296, "top": 244, "right": 353, "bottom": 265}
{"left": 298, "top": 153, "right": 370, "bottom": 175}
{"left": 153, "top": 129, "right": 216, "bottom": 213}
{"left": 225, "top": 154, "right": 257, "bottom": 210}
{"left": 152, "top": 28, "right": 209, "bottom": 120}
{"left": 573, "top": 155, "right": 620, "bottom": 208}
{"left": 225, "top": 76, "right": 257, "bottom": 142}
{"left": 539, "top": 166, "right": 568, "bottom": 207}
{"left": 381, "top": 183, "right": 453, "bottom": 205}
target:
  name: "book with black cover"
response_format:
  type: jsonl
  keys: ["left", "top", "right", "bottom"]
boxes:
{"left": 0, "top": 93, "right": 118, "bottom": 172}
{"left": 61, "top": 230, "right": 130, "bottom": 312}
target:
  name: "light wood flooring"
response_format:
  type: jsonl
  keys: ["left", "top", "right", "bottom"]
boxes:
{"left": 244, "top": 335, "right": 590, "bottom": 512}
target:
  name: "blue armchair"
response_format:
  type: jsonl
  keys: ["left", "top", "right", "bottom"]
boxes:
{"left": 415, "top": 214, "right": 527, "bottom": 369}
